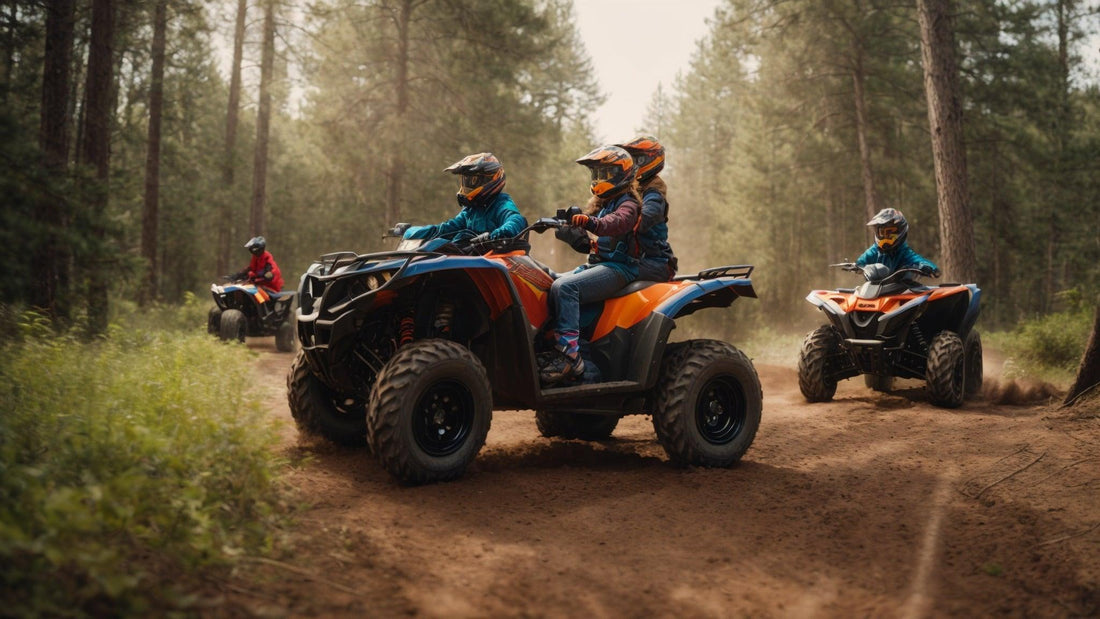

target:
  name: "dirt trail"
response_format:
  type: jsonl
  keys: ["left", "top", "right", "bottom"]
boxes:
{"left": 227, "top": 339, "right": 1099, "bottom": 618}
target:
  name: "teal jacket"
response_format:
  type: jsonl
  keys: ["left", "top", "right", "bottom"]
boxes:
{"left": 405, "top": 192, "right": 527, "bottom": 240}
{"left": 856, "top": 242, "right": 938, "bottom": 274}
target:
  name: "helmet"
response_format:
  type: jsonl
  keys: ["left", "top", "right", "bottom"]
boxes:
{"left": 617, "top": 135, "right": 664, "bottom": 183}
{"left": 576, "top": 145, "right": 635, "bottom": 199}
{"left": 445, "top": 152, "right": 505, "bottom": 207}
{"left": 244, "top": 236, "right": 266, "bottom": 256}
{"left": 866, "top": 208, "right": 908, "bottom": 252}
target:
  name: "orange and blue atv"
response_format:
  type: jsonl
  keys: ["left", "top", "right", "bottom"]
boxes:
{"left": 208, "top": 279, "right": 297, "bottom": 352}
{"left": 287, "top": 213, "right": 762, "bottom": 484}
{"left": 797, "top": 262, "right": 982, "bottom": 408}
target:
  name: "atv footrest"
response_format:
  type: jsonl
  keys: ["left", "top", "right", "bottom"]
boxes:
{"left": 539, "top": 380, "right": 641, "bottom": 402}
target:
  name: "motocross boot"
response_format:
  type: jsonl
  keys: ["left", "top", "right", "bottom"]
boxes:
{"left": 539, "top": 332, "right": 585, "bottom": 386}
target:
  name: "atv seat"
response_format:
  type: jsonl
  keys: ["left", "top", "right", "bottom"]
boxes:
{"left": 612, "top": 280, "right": 657, "bottom": 297}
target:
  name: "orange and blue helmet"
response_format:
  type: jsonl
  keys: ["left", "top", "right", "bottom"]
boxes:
{"left": 617, "top": 135, "right": 664, "bottom": 183}
{"left": 867, "top": 208, "right": 908, "bottom": 252}
{"left": 576, "top": 145, "right": 635, "bottom": 199}
{"left": 445, "top": 152, "right": 505, "bottom": 208}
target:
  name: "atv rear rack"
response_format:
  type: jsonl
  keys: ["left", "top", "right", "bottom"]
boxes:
{"left": 673, "top": 264, "right": 754, "bottom": 281}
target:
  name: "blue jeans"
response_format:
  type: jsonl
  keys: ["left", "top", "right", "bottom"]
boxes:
{"left": 549, "top": 264, "right": 632, "bottom": 356}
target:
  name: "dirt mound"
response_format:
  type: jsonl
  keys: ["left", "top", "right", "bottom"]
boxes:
{"left": 982, "top": 377, "right": 1062, "bottom": 406}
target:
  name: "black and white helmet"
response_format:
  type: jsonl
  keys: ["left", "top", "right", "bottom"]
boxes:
{"left": 244, "top": 236, "right": 266, "bottom": 256}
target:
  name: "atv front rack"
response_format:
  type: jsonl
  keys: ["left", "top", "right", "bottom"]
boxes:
{"left": 673, "top": 264, "right": 754, "bottom": 281}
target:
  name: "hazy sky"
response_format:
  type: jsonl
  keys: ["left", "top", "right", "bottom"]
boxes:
{"left": 572, "top": 0, "right": 723, "bottom": 144}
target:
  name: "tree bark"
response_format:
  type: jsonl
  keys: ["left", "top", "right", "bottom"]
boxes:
{"left": 249, "top": 0, "right": 275, "bottom": 236}
{"left": 916, "top": 0, "right": 976, "bottom": 283}
{"left": 219, "top": 0, "right": 247, "bottom": 274}
{"left": 1065, "top": 304, "right": 1100, "bottom": 405}
{"left": 140, "top": 0, "right": 166, "bottom": 303}
{"left": 851, "top": 46, "right": 882, "bottom": 234}
{"left": 384, "top": 0, "right": 413, "bottom": 228}
{"left": 80, "top": 0, "right": 114, "bottom": 337}
{"left": 33, "top": 0, "right": 76, "bottom": 319}
{"left": 1, "top": 0, "right": 18, "bottom": 105}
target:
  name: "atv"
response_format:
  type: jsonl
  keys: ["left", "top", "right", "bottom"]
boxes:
{"left": 797, "top": 262, "right": 982, "bottom": 408}
{"left": 208, "top": 279, "right": 297, "bottom": 352}
{"left": 287, "top": 214, "right": 762, "bottom": 484}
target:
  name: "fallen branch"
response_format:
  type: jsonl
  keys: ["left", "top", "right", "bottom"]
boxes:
{"left": 240, "top": 556, "right": 362, "bottom": 595}
{"left": 971, "top": 450, "right": 1047, "bottom": 500}
{"left": 1031, "top": 522, "right": 1100, "bottom": 548}
{"left": 1030, "top": 457, "right": 1098, "bottom": 487}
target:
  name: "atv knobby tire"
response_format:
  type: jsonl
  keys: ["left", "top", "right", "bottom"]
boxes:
{"left": 926, "top": 331, "right": 965, "bottom": 408}
{"left": 864, "top": 374, "right": 894, "bottom": 392}
{"left": 535, "top": 411, "right": 620, "bottom": 441}
{"left": 798, "top": 325, "right": 841, "bottom": 402}
{"left": 218, "top": 308, "right": 246, "bottom": 343}
{"left": 275, "top": 319, "right": 296, "bottom": 353}
{"left": 652, "top": 339, "right": 762, "bottom": 467}
{"left": 207, "top": 306, "right": 222, "bottom": 335}
{"left": 287, "top": 350, "right": 368, "bottom": 447}
{"left": 368, "top": 339, "right": 492, "bottom": 484}
{"left": 964, "top": 330, "right": 983, "bottom": 398}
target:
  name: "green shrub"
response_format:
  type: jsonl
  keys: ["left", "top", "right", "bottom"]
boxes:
{"left": 989, "top": 308, "right": 1092, "bottom": 383}
{"left": 0, "top": 316, "right": 288, "bottom": 615}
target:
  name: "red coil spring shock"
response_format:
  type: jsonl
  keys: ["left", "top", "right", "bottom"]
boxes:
{"left": 398, "top": 315, "right": 415, "bottom": 346}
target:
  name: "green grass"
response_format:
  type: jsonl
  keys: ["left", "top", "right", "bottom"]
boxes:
{"left": 0, "top": 311, "right": 289, "bottom": 616}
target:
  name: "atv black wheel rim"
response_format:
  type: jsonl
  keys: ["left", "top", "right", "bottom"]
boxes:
{"left": 412, "top": 379, "right": 475, "bottom": 457}
{"left": 696, "top": 376, "right": 746, "bottom": 445}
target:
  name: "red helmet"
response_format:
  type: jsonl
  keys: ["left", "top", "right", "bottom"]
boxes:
{"left": 445, "top": 152, "right": 505, "bottom": 207}
{"left": 617, "top": 135, "right": 664, "bottom": 183}
{"left": 576, "top": 145, "right": 635, "bottom": 199}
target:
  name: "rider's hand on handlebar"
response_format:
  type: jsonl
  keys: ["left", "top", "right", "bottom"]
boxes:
{"left": 471, "top": 232, "right": 491, "bottom": 245}
{"left": 919, "top": 265, "right": 941, "bottom": 277}
{"left": 571, "top": 214, "right": 594, "bottom": 230}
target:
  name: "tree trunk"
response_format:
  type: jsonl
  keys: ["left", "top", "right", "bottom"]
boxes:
{"left": 1045, "top": 0, "right": 1073, "bottom": 312}
{"left": 249, "top": 0, "right": 275, "bottom": 236}
{"left": 916, "top": 0, "right": 976, "bottom": 283}
{"left": 1065, "top": 303, "right": 1100, "bottom": 405}
{"left": 851, "top": 46, "right": 882, "bottom": 235}
{"left": 219, "top": 0, "right": 247, "bottom": 274}
{"left": 140, "top": 0, "right": 166, "bottom": 303}
{"left": 80, "top": 0, "right": 114, "bottom": 337}
{"left": 33, "top": 0, "right": 76, "bottom": 319}
{"left": 384, "top": 0, "right": 413, "bottom": 228}
{"left": 1, "top": 0, "right": 18, "bottom": 105}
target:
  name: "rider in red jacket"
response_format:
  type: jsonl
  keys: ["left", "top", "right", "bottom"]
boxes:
{"left": 233, "top": 236, "right": 284, "bottom": 292}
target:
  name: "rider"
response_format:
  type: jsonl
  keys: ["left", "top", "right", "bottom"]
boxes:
{"left": 542, "top": 145, "right": 642, "bottom": 386}
{"left": 232, "top": 236, "right": 284, "bottom": 293}
{"left": 618, "top": 135, "right": 678, "bottom": 282}
{"left": 856, "top": 208, "right": 940, "bottom": 277}
{"left": 403, "top": 152, "right": 527, "bottom": 245}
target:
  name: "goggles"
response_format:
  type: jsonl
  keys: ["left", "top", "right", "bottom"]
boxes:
{"left": 590, "top": 166, "right": 617, "bottom": 182}
{"left": 876, "top": 225, "right": 899, "bottom": 241}
{"left": 460, "top": 173, "right": 493, "bottom": 190}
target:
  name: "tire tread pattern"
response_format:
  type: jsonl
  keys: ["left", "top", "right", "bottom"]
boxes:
{"left": 926, "top": 331, "right": 965, "bottom": 408}
{"left": 798, "top": 325, "right": 840, "bottom": 402}
{"left": 287, "top": 350, "right": 367, "bottom": 446}
{"left": 652, "top": 339, "right": 762, "bottom": 467}
{"left": 368, "top": 339, "right": 491, "bottom": 484}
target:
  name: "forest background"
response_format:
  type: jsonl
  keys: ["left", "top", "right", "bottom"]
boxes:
{"left": 2, "top": 0, "right": 1099, "bottom": 337}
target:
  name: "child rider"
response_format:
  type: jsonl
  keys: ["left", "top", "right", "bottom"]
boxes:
{"left": 542, "top": 145, "right": 642, "bottom": 386}
{"left": 857, "top": 208, "right": 940, "bottom": 277}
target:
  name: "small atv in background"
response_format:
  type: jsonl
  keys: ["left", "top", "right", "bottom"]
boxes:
{"left": 797, "top": 262, "right": 982, "bottom": 408}
{"left": 288, "top": 214, "right": 763, "bottom": 484}
{"left": 208, "top": 279, "right": 297, "bottom": 352}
